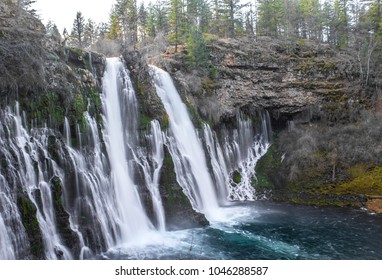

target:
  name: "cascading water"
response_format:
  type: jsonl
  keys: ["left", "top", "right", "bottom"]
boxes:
{"left": 0, "top": 58, "right": 166, "bottom": 259}
{"left": 0, "top": 57, "right": 273, "bottom": 259}
{"left": 63, "top": 112, "right": 119, "bottom": 257}
{"left": 0, "top": 175, "right": 29, "bottom": 260}
{"left": 150, "top": 65, "right": 221, "bottom": 221}
{"left": 204, "top": 112, "right": 271, "bottom": 201}
{"left": 0, "top": 104, "right": 72, "bottom": 259}
{"left": 63, "top": 117, "right": 71, "bottom": 147}
{"left": 101, "top": 57, "right": 153, "bottom": 242}
{"left": 132, "top": 120, "right": 166, "bottom": 231}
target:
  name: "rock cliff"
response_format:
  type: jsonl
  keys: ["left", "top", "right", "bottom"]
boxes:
{"left": 160, "top": 36, "right": 371, "bottom": 126}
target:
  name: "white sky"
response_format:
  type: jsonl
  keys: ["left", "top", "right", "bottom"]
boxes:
{"left": 33, "top": 0, "right": 114, "bottom": 32}
{"left": 33, "top": 0, "right": 253, "bottom": 33}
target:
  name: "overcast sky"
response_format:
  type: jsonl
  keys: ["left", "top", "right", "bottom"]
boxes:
{"left": 33, "top": 0, "right": 144, "bottom": 33}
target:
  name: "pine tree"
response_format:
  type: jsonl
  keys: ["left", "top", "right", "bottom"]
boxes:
{"left": 333, "top": 0, "right": 349, "bottom": 47}
{"left": 222, "top": 0, "right": 239, "bottom": 37}
{"left": 198, "top": 0, "right": 213, "bottom": 33}
{"left": 71, "top": 11, "right": 86, "bottom": 48}
{"left": 109, "top": 7, "right": 122, "bottom": 40}
{"left": 257, "top": 0, "right": 286, "bottom": 37}
{"left": 46, "top": 20, "right": 61, "bottom": 42}
{"left": 168, "top": 0, "right": 184, "bottom": 52}
{"left": 20, "top": 0, "right": 37, "bottom": 15}
{"left": 149, "top": 0, "right": 169, "bottom": 36}
{"left": 186, "top": 27, "right": 210, "bottom": 70}
{"left": 115, "top": 0, "right": 138, "bottom": 45}
{"left": 138, "top": 3, "right": 148, "bottom": 42}
{"left": 146, "top": 3, "right": 157, "bottom": 38}
{"left": 84, "top": 19, "right": 96, "bottom": 48}
{"left": 97, "top": 22, "right": 110, "bottom": 40}
{"left": 244, "top": 3, "right": 255, "bottom": 36}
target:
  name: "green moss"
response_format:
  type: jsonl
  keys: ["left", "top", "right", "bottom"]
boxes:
{"left": 161, "top": 151, "right": 189, "bottom": 205}
{"left": 86, "top": 87, "right": 102, "bottom": 118}
{"left": 46, "top": 52, "right": 60, "bottom": 61}
{"left": 18, "top": 195, "right": 43, "bottom": 257}
{"left": 1, "top": 158, "right": 8, "bottom": 169}
{"left": 162, "top": 112, "right": 170, "bottom": 129}
{"left": 185, "top": 101, "right": 204, "bottom": 129}
{"left": 333, "top": 166, "right": 382, "bottom": 196}
{"left": 50, "top": 176, "right": 63, "bottom": 210}
{"left": 139, "top": 112, "right": 152, "bottom": 130}
{"left": 232, "top": 170, "right": 242, "bottom": 184}
{"left": 255, "top": 144, "right": 281, "bottom": 189}
{"left": 136, "top": 79, "right": 144, "bottom": 96}
{"left": 21, "top": 91, "right": 65, "bottom": 128}
{"left": 209, "top": 66, "right": 218, "bottom": 79}
{"left": 201, "top": 77, "right": 220, "bottom": 95}
{"left": 316, "top": 60, "right": 337, "bottom": 71}
{"left": 70, "top": 47, "right": 84, "bottom": 56}
{"left": 317, "top": 88, "right": 344, "bottom": 96}
{"left": 288, "top": 81, "right": 342, "bottom": 91}
{"left": 287, "top": 195, "right": 360, "bottom": 207}
{"left": 254, "top": 174, "right": 274, "bottom": 189}
{"left": 293, "top": 58, "right": 337, "bottom": 74}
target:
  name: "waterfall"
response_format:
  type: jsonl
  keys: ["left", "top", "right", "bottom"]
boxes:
{"left": 0, "top": 175, "right": 28, "bottom": 259}
{"left": 132, "top": 120, "right": 166, "bottom": 231}
{"left": 203, "top": 124, "right": 230, "bottom": 202}
{"left": 63, "top": 113, "right": 119, "bottom": 257}
{"left": 101, "top": 57, "right": 153, "bottom": 242}
{"left": 205, "top": 112, "right": 271, "bottom": 201}
{"left": 150, "top": 65, "right": 221, "bottom": 221}
{"left": 0, "top": 56, "right": 272, "bottom": 259}
{"left": 64, "top": 117, "right": 71, "bottom": 147}
{"left": 0, "top": 104, "right": 72, "bottom": 259}
{"left": 150, "top": 66, "right": 272, "bottom": 208}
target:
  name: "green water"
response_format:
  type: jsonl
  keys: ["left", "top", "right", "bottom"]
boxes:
{"left": 101, "top": 202, "right": 382, "bottom": 260}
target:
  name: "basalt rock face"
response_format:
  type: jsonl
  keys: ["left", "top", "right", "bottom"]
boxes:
{"left": 161, "top": 36, "right": 369, "bottom": 127}
{"left": 122, "top": 50, "right": 166, "bottom": 127}
{"left": 0, "top": 1, "right": 46, "bottom": 98}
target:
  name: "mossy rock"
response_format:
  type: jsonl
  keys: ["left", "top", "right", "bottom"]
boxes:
{"left": 255, "top": 144, "right": 281, "bottom": 189}
{"left": 331, "top": 165, "right": 382, "bottom": 196}
{"left": 232, "top": 170, "right": 242, "bottom": 184}
{"left": 159, "top": 147, "right": 209, "bottom": 230}
{"left": 17, "top": 194, "right": 44, "bottom": 258}
{"left": 50, "top": 176, "right": 80, "bottom": 256}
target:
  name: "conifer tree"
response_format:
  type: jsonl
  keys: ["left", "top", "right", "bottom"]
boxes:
{"left": 138, "top": 3, "right": 148, "bottom": 42}
{"left": 109, "top": 7, "right": 122, "bottom": 40}
{"left": 257, "top": 0, "right": 286, "bottom": 37}
{"left": 71, "top": 11, "right": 86, "bottom": 48}
{"left": 186, "top": 27, "right": 210, "bottom": 70}
{"left": 168, "top": 0, "right": 184, "bottom": 52}
{"left": 84, "top": 19, "right": 96, "bottom": 48}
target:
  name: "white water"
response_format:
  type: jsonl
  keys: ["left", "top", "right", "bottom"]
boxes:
{"left": 150, "top": 65, "right": 221, "bottom": 221}
{"left": 64, "top": 117, "right": 71, "bottom": 146}
{"left": 0, "top": 175, "right": 28, "bottom": 259}
{"left": 213, "top": 112, "right": 271, "bottom": 200}
{"left": 132, "top": 120, "right": 166, "bottom": 231}
{"left": 64, "top": 113, "right": 119, "bottom": 256}
{"left": 102, "top": 57, "right": 153, "bottom": 242}
{"left": 0, "top": 104, "right": 72, "bottom": 259}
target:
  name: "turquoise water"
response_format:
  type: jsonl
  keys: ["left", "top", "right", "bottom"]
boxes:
{"left": 100, "top": 202, "right": 382, "bottom": 260}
